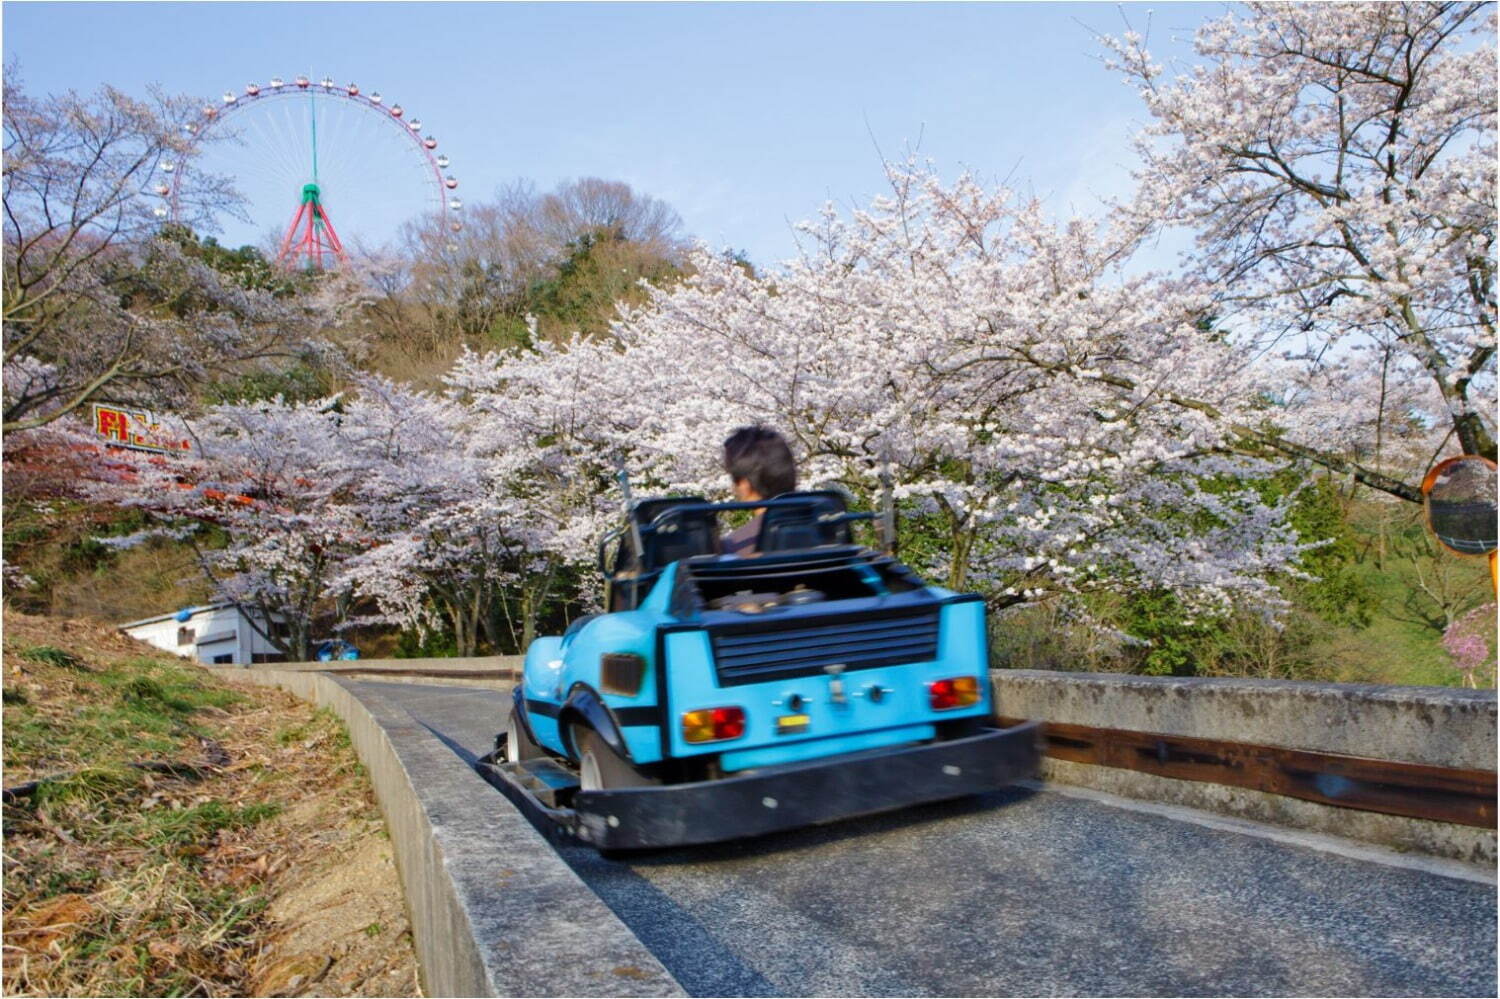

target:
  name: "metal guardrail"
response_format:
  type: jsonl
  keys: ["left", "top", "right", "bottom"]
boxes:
{"left": 997, "top": 716, "right": 1497, "bottom": 828}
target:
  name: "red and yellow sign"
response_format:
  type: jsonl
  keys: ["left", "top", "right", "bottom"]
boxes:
{"left": 91, "top": 404, "right": 192, "bottom": 454}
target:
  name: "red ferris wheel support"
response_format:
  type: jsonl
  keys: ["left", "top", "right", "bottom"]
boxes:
{"left": 277, "top": 182, "right": 346, "bottom": 270}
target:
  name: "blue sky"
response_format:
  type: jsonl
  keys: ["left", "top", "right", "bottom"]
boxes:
{"left": 4, "top": 2, "right": 1223, "bottom": 269}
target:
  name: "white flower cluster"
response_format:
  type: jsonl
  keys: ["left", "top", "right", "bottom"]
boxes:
{"left": 1103, "top": 1, "right": 1496, "bottom": 463}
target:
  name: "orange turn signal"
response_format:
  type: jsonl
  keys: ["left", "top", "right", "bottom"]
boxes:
{"left": 929, "top": 676, "right": 981, "bottom": 710}
{"left": 682, "top": 706, "right": 747, "bottom": 743}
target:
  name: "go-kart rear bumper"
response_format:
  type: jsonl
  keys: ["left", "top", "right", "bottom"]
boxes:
{"left": 482, "top": 721, "right": 1041, "bottom": 851}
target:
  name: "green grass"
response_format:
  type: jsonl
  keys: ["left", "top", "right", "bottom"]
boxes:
{"left": 989, "top": 499, "right": 1493, "bottom": 687}
{"left": 32, "top": 767, "right": 146, "bottom": 809}
{"left": 1323, "top": 514, "right": 1493, "bottom": 686}
{"left": 3, "top": 615, "right": 395, "bottom": 998}
{"left": 321, "top": 706, "right": 352, "bottom": 751}
{"left": 18, "top": 770, "right": 283, "bottom": 855}
{"left": 137, "top": 800, "right": 282, "bottom": 847}
{"left": 276, "top": 707, "right": 353, "bottom": 755}
{"left": 39, "top": 864, "right": 103, "bottom": 897}
{"left": 274, "top": 720, "right": 313, "bottom": 746}
{"left": 4, "top": 652, "right": 246, "bottom": 776}
{"left": 19, "top": 644, "right": 85, "bottom": 670}
{"left": 2, "top": 641, "right": 276, "bottom": 992}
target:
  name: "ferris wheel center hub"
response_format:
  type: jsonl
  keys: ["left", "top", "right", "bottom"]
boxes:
{"left": 278, "top": 180, "right": 345, "bottom": 270}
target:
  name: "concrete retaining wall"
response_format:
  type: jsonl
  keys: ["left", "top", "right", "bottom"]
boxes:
{"left": 993, "top": 670, "right": 1498, "bottom": 865}
{"left": 228, "top": 668, "right": 682, "bottom": 998}
{"left": 259, "top": 655, "right": 523, "bottom": 689}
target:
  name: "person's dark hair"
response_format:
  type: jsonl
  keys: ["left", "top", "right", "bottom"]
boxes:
{"left": 723, "top": 425, "right": 797, "bottom": 499}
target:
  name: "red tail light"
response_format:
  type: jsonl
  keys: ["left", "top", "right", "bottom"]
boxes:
{"left": 929, "top": 676, "right": 981, "bottom": 710}
{"left": 712, "top": 706, "right": 746, "bottom": 739}
{"left": 682, "top": 706, "right": 747, "bottom": 743}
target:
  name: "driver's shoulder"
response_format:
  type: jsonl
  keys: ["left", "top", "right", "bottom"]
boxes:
{"left": 721, "top": 513, "right": 763, "bottom": 556}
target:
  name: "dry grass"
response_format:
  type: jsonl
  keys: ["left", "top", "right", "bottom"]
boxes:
{"left": 2, "top": 611, "right": 416, "bottom": 997}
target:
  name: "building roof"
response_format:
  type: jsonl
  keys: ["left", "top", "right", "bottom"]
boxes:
{"left": 117, "top": 602, "right": 277, "bottom": 631}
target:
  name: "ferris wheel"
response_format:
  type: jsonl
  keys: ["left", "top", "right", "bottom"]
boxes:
{"left": 157, "top": 75, "right": 463, "bottom": 270}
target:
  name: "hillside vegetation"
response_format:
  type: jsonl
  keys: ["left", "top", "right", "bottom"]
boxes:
{"left": 2, "top": 174, "right": 1490, "bottom": 684}
{"left": 1, "top": 612, "right": 416, "bottom": 996}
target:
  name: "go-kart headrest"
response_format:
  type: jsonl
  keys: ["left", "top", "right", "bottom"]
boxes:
{"left": 635, "top": 496, "right": 720, "bottom": 570}
{"left": 756, "top": 490, "right": 854, "bottom": 553}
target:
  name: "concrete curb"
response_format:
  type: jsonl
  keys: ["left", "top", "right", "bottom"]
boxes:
{"left": 264, "top": 655, "right": 526, "bottom": 675}
{"left": 227, "top": 668, "right": 684, "bottom": 998}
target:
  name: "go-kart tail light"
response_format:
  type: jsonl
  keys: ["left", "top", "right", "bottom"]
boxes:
{"left": 682, "top": 706, "right": 746, "bottom": 743}
{"left": 929, "top": 676, "right": 981, "bottom": 711}
{"left": 600, "top": 652, "right": 646, "bottom": 696}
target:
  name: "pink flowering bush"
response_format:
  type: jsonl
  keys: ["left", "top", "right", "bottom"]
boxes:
{"left": 1442, "top": 604, "right": 1498, "bottom": 689}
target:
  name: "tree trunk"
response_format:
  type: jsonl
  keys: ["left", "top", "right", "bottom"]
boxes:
{"left": 290, "top": 620, "right": 311, "bottom": 663}
{"left": 946, "top": 517, "right": 974, "bottom": 592}
{"left": 483, "top": 596, "right": 519, "bottom": 655}
{"left": 521, "top": 589, "right": 537, "bottom": 653}
{"left": 451, "top": 602, "right": 477, "bottom": 658}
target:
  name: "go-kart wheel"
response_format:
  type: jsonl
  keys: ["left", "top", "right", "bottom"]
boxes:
{"left": 573, "top": 726, "right": 659, "bottom": 791}
{"left": 503, "top": 707, "right": 545, "bottom": 763}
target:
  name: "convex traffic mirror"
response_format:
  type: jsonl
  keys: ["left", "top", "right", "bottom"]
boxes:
{"left": 1422, "top": 455, "right": 1498, "bottom": 556}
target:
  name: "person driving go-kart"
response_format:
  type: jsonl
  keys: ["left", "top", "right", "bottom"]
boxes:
{"left": 720, "top": 424, "right": 798, "bottom": 556}
{"left": 489, "top": 419, "right": 1040, "bottom": 853}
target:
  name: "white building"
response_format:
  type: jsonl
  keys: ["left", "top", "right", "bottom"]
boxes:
{"left": 119, "top": 603, "right": 290, "bottom": 665}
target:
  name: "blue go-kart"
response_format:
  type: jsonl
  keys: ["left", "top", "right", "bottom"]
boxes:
{"left": 315, "top": 639, "right": 360, "bottom": 662}
{"left": 482, "top": 486, "right": 1039, "bottom": 852}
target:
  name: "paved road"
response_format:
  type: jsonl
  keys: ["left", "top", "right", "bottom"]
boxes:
{"left": 352, "top": 680, "right": 1498, "bottom": 997}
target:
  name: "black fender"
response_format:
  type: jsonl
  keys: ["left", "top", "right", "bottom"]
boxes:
{"left": 508, "top": 686, "right": 544, "bottom": 749}
{"left": 557, "top": 684, "right": 633, "bottom": 762}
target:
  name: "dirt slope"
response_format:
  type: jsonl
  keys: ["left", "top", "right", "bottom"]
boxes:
{"left": 2, "top": 611, "right": 418, "bottom": 997}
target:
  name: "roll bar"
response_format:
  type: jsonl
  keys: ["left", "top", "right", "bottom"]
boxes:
{"left": 595, "top": 494, "right": 877, "bottom": 578}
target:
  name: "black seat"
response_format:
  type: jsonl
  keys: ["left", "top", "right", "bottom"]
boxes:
{"left": 756, "top": 491, "right": 853, "bottom": 553}
{"left": 607, "top": 497, "right": 720, "bottom": 612}
{"left": 635, "top": 496, "right": 720, "bottom": 570}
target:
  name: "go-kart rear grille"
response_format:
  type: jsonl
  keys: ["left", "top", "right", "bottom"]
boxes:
{"left": 709, "top": 609, "right": 941, "bottom": 685}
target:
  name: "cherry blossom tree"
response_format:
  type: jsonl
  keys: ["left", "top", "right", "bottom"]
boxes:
{"left": 330, "top": 376, "right": 512, "bottom": 656}
{"left": 499, "top": 163, "right": 1309, "bottom": 619}
{"left": 88, "top": 398, "right": 359, "bottom": 661}
{"left": 1104, "top": 2, "right": 1497, "bottom": 499}
{"left": 447, "top": 337, "right": 627, "bottom": 648}
{"left": 327, "top": 361, "right": 620, "bottom": 655}
{"left": 81, "top": 158, "right": 1320, "bottom": 659}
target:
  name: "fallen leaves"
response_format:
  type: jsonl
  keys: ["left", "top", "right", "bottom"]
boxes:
{"left": 4, "top": 893, "right": 98, "bottom": 952}
{"left": 250, "top": 953, "right": 335, "bottom": 997}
